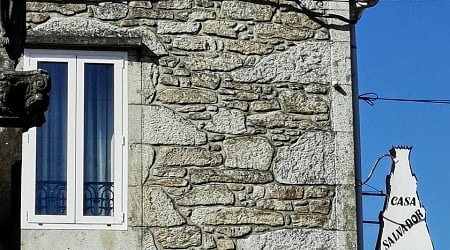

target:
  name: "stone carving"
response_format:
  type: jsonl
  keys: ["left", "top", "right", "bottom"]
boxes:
{"left": 0, "top": 0, "right": 50, "bottom": 130}
{"left": 0, "top": 0, "right": 26, "bottom": 65}
{"left": 0, "top": 69, "right": 50, "bottom": 130}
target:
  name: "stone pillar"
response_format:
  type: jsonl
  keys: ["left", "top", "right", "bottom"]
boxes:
{"left": 0, "top": 127, "right": 22, "bottom": 250}
{"left": 0, "top": 46, "right": 50, "bottom": 249}
{"left": 0, "top": 0, "right": 50, "bottom": 248}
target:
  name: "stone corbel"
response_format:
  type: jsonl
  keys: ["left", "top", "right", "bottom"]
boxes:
{"left": 0, "top": 68, "right": 50, "bottom": 131}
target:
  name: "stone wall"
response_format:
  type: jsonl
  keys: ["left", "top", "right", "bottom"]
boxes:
{"left": 22, "top": 1, "right": 358, "bottom": 249}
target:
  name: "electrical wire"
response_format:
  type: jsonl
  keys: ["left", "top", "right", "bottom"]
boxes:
{"left": 359, "top": 92, "right": 450, "bottom": 106}
{"left": 357, "top": 153, "right": 392, "bottom": 187}
{"left": 363, "top": 183, "right": 385, "bottom": 195}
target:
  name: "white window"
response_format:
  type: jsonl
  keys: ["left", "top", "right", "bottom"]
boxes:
{"left": 21, "top": 50, "right": 128, "bottom": 230}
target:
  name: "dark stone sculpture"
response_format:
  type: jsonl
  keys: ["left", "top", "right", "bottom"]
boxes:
{"left": 0, "top": 0, "right": 26, "bottom": 67}
{"left": 0, "top": 0, "right": 50, "bottom": 131}
{"left": 0, "top": 2, "right": 48, "bottom": 249}
{"left": 0, "top": 69, "right": 50, "bottom": 130}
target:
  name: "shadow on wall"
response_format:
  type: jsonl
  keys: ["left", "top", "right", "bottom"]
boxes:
{"left": 0, "top": 128, "right": 22, "bottom": 250}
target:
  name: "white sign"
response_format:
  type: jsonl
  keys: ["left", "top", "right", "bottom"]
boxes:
{"left": 377, "top": 147, "right": 434, "bottom": 250}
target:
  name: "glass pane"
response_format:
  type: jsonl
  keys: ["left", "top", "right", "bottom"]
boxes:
{"left": 35, "top": 62, "right": 68, "bottom": 215}
{"left": 83, "top": 63, "right": 114, "bottom": 216}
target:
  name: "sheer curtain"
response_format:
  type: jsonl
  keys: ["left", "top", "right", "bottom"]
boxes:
{"left": 83, "top": 63, "right": 114, "bottom": 216}
{"left": 35, "top": 62, "right": 115, "bottom": 217}
{"left": 36, "top": 62, "right": 68, "bottom": 215}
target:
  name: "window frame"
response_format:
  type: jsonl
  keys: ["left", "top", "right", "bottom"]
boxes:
{"left": 21, "top": 49, "right": 128, "bottom": 230}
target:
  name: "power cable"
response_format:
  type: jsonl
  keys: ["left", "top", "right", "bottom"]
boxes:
{"left": 357, "top": 153, "right": 392, "bottom": 187}
{"left": 363, "top": 183, "right": 385, "bottom": 195}
{"left": 359, "top": 92, "right": 450, "bottom": 106}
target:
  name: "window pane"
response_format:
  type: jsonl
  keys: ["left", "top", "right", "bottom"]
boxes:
{"left": 83, "top": 63, "right": 114, "bottom": 216}
{"left": 36, "top": 62, "right": 68, "bottom": 215}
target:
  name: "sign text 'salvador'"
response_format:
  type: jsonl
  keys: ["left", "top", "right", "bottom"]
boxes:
{"left": 382, "top": 208, "right": 424, "bottom": 249}
{"left": 376, "top": 147, "right": 434, "bottom": 250}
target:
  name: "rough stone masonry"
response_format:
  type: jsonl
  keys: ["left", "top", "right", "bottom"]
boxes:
{"left": 21, "top": 0, "right": 359, "bottom": 249}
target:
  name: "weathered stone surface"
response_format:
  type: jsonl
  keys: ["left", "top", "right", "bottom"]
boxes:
{"left": 290, "top": 214, "right": 328, "bottom": 228}
{"left": 184, "top": 52, "right": 243, "bottom": 71}
{"left": 250, "top": 99, "right": 280, "bottom": 112}
{"left": 129, "top": 144, "right": 156, "bottom": 185}
{"left": 142, "top": 105, "right": 207, "bottom": 145}
{"left": 225, "top": 40, "right": 273, "bottom": 55}
{"left": 246, "top": 111, "right": 287, "bottom": 128}
{"left": 204, "top": 108, "right": 246, "bottom": 134}
{"left": 203, "top": 20, "right": 239, "bottom": 38}
{"left": 147, "top": 177, "right": 189, "bottom": 187}
{"left": 265, "top": 184, "right": 304, "bottom": 199}
{"left": 190, "top": 168, "right": 273, "bottom": 184}
{"left": 216, "top": 239, "right": 235, "bottom": 250}
{"left": 177, "top": 9, "right": 217, "bottom": 21}
{"left": 254, "top": 23, "right": 314, "bottom": 41}
{"left": 21, "top": 230, "right": 143, "bottom": 250}
{"left": 128, "top": 7, "right": 174, "bottom": 19}
{"left": 154, "top": 0, "right": 193, "bottom": 9}
{"left": 221, "top": 81, "right": 252, "bottom": 91}
{"left": 129, "top": 1, "right": 152, "bottom": 8}
{"left": 26, "top": 12, "right": 50, "bottom": 24}
{"left": 203, "top": 233, "right": 216, "bottom": 249}
{"left": 30, "top": 17, "right": 168, "bottom": 56}
{"left": 142, "top": 229, "right": 158, "bottom": 250}
{"left": 216, "top": 226, "right": 252, "bottom": 238}
{"left": 173, "top": 36, "right": 209, "bottom": 51}
{"left": 278, "top": 90, "right": 329, "bottom": 114}
{"left": 309, "top": 199, "right": 332, "bottom": 214}
{"left": 159, "top": 74, "right": 179, "bottom": 86}
{"left": 93, "top": 3, "right": 129, "bottom": 20}
{"left": 277, "top": 12, "right": 324, "bottom": 30}
{"left": 175, "top": 185, "right": 234, "bottom": 205}
{"left": 143, "top": 187, "right": 185, "bottom": 227}
{"left": 156, "top": 147, "right": 223, "bottom": 167}
{"left": 26, "top": 2, "right": 87, "bottom": 15}
{"left": 232, "top": 42, "right": 331, "bottom": 84}
{"left": 176, "top": 105, "right": 206, "bottom": 113}
{"left": 223, "top": 137, "right": 273, "bottom": 170}
{"left": 226, "top": 101, "right": 249, "bottom": 111}
{"left": 219, "top": 1, "right": 273, "bottom": 21}
{"left": 23, "top": 0, "right": 356, "bottom": 248}
{"left": 305, "top": 84, "right": 329, "bottom": 94}
{"left": 152, "top": 166, "right": 187, "bottom": 178}
{"left": 304, "top": 186, "right": 332, "bottom": 198}
{"left": 157, "top": 21, "right": 201, "bottom": 34}
{"left": 157, "top": 88, "right": 217, "bottom": 104}
{"left": 191, "top": 72, "right": 221, "bottom": 89}
{"left": 273, "top": 132, "right": 335, "bottom": 184}
{"left": 189, "top": 112, "right": 211, "bottom": 120}
{"left": 191, "top": 207, "right": 284, "bottom": 226}
{"left": 31, "top": 17, "right": 123, "bottom": 37}
{"left": 256, "top": 199, "right": 293, "bottom": 211}
{"left": 236, "top": 92, "right": 259, "bottom": 101}
{"left": 236, "top": 228, "right": 337, "bottom": 250}
{"left": 153, "top": 226, "right": 201, "bottom": 249}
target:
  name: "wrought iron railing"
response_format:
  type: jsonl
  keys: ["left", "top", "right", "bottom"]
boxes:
{"left": 84, "top": 182, "right": 114, "bottom": 216}
{"left": 35, "top": 181, "right": 114, "bottom": 216}
{"left": 36, "top": 181, "right": 66, "bottom": 215}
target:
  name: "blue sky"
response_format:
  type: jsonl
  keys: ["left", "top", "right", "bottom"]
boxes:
{"left": 356, "top": 1, "right": 450, "bottom": 249}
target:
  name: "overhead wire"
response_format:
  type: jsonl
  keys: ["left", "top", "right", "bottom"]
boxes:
{"left": 359, "top": 92, "right": 450, "bottom": 106}
{"left": 357, "top": 153, "right": 392, "bottom": 187}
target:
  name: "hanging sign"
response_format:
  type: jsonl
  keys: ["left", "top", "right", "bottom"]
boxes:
{"left": 376, "top": 146, "right": 434, "bottom": 250}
